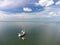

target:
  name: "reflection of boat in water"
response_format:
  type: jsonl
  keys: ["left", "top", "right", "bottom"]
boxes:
{"left": 18, "top": 30, "right": 25, "bottom": 40}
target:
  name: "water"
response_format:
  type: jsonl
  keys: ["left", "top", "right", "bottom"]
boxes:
{"left": 0, "top": 21, "right": 60, "bottom": 45}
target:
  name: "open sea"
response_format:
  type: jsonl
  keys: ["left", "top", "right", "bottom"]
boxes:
{"left": 0, "top": 21, "right": 60, "bottom": 45}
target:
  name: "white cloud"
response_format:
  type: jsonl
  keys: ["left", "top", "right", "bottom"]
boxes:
{"left": 0, "top": 0, "right": 54, "bottom": 8}
{"left": 55, "top": 1, "right": 60, "bottom": 5}
{"left": 49, "top": 12, "right": 57, "bottom": 17}
{"left": 44, "top": 6, "right": 60, "bottom": 17}
{"left": 35, "top": 0, "right": 54, "bottom": 7}
{"left": 0, "top": 6, "right": 60, "bottom": 21}
{"left": 23, "top": 7, "right": 32, "bottom": 12}
{"left": 0, "top": 0, "right": 37, "bottom": 9}
{"left": 0, "top": 0, "right": 30, "bottom": 8}
{"left": 46, "top": 0, "right": 54, "bottom": 7}
{"left": 0, "top": 0, "right": 13, "bottom": 8}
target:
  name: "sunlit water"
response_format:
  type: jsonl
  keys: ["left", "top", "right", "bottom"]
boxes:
{"left": 0, "top": 21, "right": 60, "bottom": 45}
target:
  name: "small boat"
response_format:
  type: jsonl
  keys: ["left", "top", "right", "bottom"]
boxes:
{"left": 18, "top": 30, "right": 25, "bottom": 40}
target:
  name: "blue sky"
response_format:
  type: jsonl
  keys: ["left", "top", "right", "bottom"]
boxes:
{"left": 0, "top": 0, "right": 60, "bottom": 21}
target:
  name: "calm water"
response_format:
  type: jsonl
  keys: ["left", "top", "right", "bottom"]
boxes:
{"left": 0, "top": 22, "right": 60, "bottom": 45}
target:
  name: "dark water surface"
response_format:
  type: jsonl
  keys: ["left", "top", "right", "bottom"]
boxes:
{"left": 0, "top": 22, "right": 60, "bottom": 45}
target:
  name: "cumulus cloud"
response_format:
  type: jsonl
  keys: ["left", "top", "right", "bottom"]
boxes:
{"left": 23, "top": 7, "right": 32, "bottom": 12}
{"left": 0, "top": 6, "right": 60, "bottom": 21}
{"left": 55, "top": 1, "right": 60, "bottom": 5}
{"left": 0, "top": 0, "right": 41, "bottom": 13}
{"left": 35, "top": 0, "right": 54, "bottom": 7}
{"left": 0, "top": 1, "right": 60, "bottom": 21}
